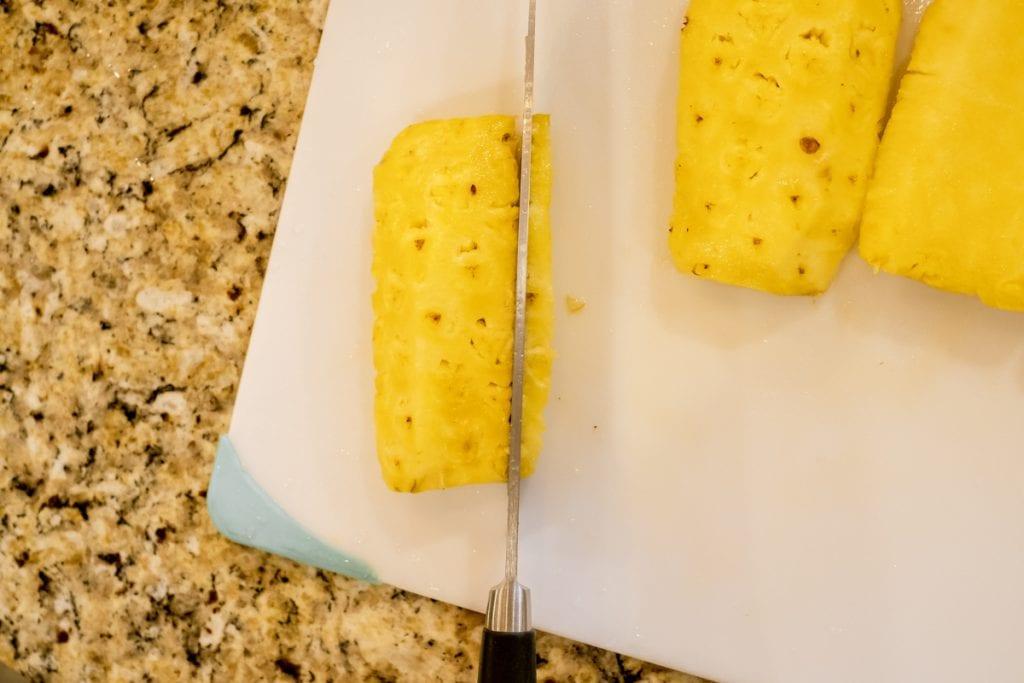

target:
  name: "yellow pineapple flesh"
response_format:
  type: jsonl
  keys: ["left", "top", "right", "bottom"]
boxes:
{"left": 372, "top": 115, "right": 553, "bottom": 492}
{"left": 670, "top": 0, "right": 900, "bottom": 295}
{"left": 859, "top": 0, "right": 1024, "bottom": 311}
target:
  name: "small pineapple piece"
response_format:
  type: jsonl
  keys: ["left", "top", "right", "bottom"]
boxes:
{"left": 372, "top": 115, "right": 553, "bottom": 492}
{"left": 565, "top": 295, "right": 587, "bottom": 314}
{"left": 669, "top": 0, "right": 900, "bottom": 295}
{"left": 860, "top": 0, "right": 1024, "bottom": 311}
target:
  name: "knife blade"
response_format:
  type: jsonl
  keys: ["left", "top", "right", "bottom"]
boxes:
{"left": 478, "top": 1, "right": 538, "bottom": 681}
{"left": 0, "top": 664, "right": 29, "bottom": 683}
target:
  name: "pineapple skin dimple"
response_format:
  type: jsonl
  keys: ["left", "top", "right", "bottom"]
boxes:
{"left": 669, "top": 0, "right": 900, "bottom": 295}
{"left": 859, "top": 0, "right": 1024, "bottom": 312}
{"left": 371, "top": 116, "right": 553, "bottom": 492}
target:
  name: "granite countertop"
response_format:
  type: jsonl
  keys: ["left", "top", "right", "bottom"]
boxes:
{"left": 0, "top": 2, "right": 705, "bottom": 681}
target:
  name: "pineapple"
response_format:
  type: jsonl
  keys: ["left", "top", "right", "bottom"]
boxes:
{"left": 859, "top": 0, "right": 1024, "bottom": 311}
{"left": 372, "top": 115, "right": 553, "bottom": 492}
{"left": 669, "top": 0, "right": 900, "bottom": 295}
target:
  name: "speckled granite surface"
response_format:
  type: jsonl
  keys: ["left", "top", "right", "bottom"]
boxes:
{"left": 0, "top": 2, "right": 706, "bottom": 682}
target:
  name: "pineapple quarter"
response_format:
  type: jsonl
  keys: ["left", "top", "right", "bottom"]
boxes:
{"left": 860, "top": 0, "right": 1024, "bottom": 311}
{"left": 372, "top": 115, "right": 553, "bottom": 492}
{"left": 670, "top": 0, "right": 900, "bottom": 295}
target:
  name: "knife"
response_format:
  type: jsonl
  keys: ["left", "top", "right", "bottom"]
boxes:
{"left": 0, "top": 664, "right": 29, "bottom": 683}
{"left": 477, "top": 1, "right": 538, "bottom": 682}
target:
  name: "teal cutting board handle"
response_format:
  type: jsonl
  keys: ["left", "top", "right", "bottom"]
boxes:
{"left": 207, "top": 436, "right": 377, "bottom": 582}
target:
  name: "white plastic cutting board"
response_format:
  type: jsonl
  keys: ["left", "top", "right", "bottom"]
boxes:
{"left": 225, "top": 2, "right": 1024, "bottom": 681}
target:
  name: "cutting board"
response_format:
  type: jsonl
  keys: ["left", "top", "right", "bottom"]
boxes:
{"left": 208, "top": 2, "right": 1024, "bottom": 681}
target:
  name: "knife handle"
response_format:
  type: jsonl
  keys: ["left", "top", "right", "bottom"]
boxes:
{"left": 477, "top": 628, "right": 536, "bottom": 683}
